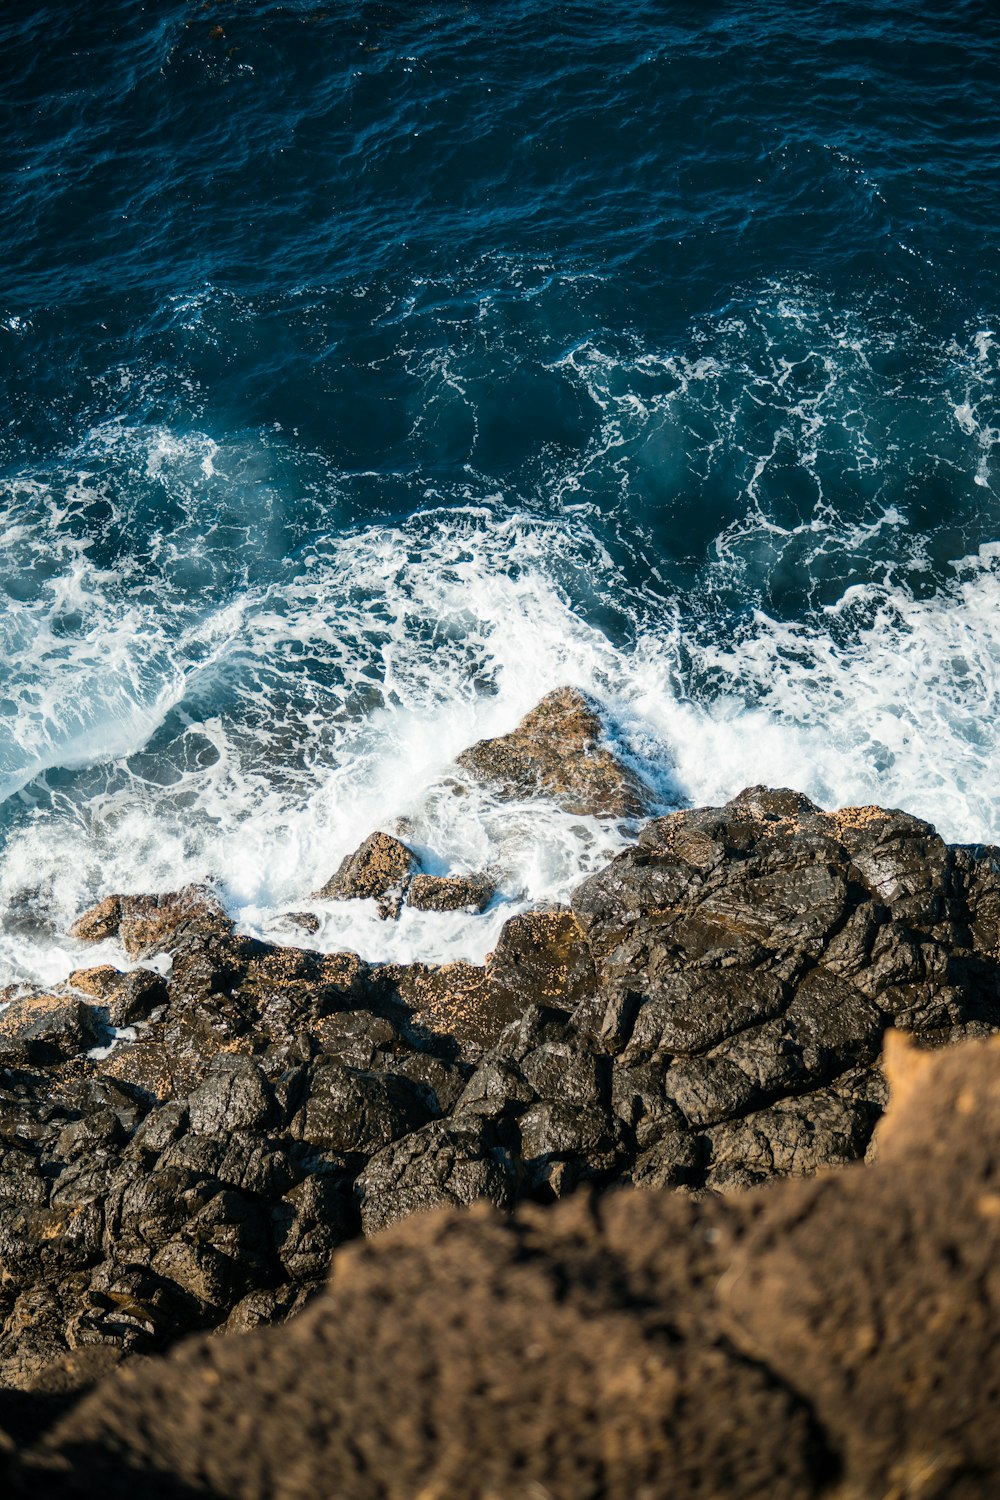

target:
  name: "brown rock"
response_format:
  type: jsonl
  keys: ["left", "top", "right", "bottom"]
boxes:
{"left": 22, "top": 1032, "right": 1000, "bottom": 1500}
{"left": 385, "top": 909, "right": 596, "bottom": 1055}
{"left": 717, "top": 1032, "right": 1000, "bottom": 1496}
{"left": 405, "top": 873, "right": 493, "bottom": 913}
{"left": 69, "top": 888, "right": 230, "bottom": 958}
{"left": 68, "top": 897, "right": 121, "bottom": 943}
{"left": 385, "top": 960, "right": 491, "bottom": 1049}
{"left": 116, "top": 886, "right": 231, "bottom": 959}
{"left": 314, "top": 832, "right": 417, "bottom": 919}
{"left": 65, "top": 966, "right": 123, "bottom": 999}
{"left": 456, "top": 687, "right": 649, "bottom": 817}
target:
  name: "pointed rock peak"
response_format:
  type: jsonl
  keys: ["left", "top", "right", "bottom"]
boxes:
{"left": 456, "top": 687, "right": 650, "bottom": 818}
{"left": 314, "top": 831, "right": 418, "bottom": 919}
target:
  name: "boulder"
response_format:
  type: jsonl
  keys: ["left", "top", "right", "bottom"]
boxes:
{"left": 405, "top": 873, "right": 493, "bottom": 913}
{"left": 455, "top": 687, "right": 650, "bottom": 816}
{"left": 314, "top": 831, "right": 417, "bottom": 919}
{"left": 0, "top": 995, "right": 102, "bottom": 1065}
{"left": 355, "top": 1115, "right": 517, "bottom": 1235}
{"left": 68, "top": 897, "right": 121, "bottom": 943}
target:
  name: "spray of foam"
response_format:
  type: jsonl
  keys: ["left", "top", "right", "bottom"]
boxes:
{"left": 2, "top": 286, "right": 1000, "bottom": 985}
{"left": 3, "top": 503, "right": 1000, "bottom": 988}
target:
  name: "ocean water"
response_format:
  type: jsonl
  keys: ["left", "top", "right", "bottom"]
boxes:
{"left": 2, "top": 0, "right": 999, "bottom": 984}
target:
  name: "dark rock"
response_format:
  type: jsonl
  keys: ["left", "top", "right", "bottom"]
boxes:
{"left": 0, "top": 995, "right": 101, "bottom": 1065}
{"left": 271, "top": 1173, "right": 355, "bottom": 1281}
{"left": 290, "top": 1056, "right": 433, "bottom": 1155}
{"left": 186, "top": 1057, "right": 275, "bottom": 1136}
{"left": 356, "top": 1116, "right": 517, "bottom": 1235}
{"left": 274, "top": 911, "right": 321, "bottom": 936}
{"left": 27, "top": 1031, "right": 1000, "bottom": 1500}
{"left": 6, "top": 774, "right": 1000, "bottom": 1444}
{"left": 456, "top": 686, "right": 650, "bottom": 816}
{"left": 518, "top": 1098, "right": 617, "bottom": 1191}
{"left": 620, "top": 969, "right": 790, "bottom": 1061}
{"left": 704, "top": 1080, "right": 881, "bottom": 1189}
{"left": 406, "top": 872, "right": 493, "bottom": 912}
{"left": 67, "top": 967, "right": 167, "bottom": 1029}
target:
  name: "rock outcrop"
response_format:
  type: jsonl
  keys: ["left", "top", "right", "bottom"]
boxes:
{"left": 1, "top": 782, "right": 999, "bottom": 1413}
{"left": 311, "top": 833, "right": 493, "bottom": 920}
{"left": 312, "top": 830, "right": 417, "bottom": 918}
{"left": 13, "top": 1030, "right": 1000, "bottom": 1498}
{"left": 456, "top": 686, "right": 651, "bottom": 816}
{"left": 405, "top": 872, "right": 494, "bottom": 913}
{"left": 70, "top": 885, "right": 231, "bottom": 958}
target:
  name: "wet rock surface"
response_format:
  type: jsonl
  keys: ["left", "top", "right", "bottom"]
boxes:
{"left": 70, "top": 885, "right": 231, "bottom": 959}
{"left": 456, "top": 685, "right": 651, "bottom": 816}
{"left": 313, "top": 830, "right": 417, "bottom": 918}
{"left": 405, "top": 872, "right": 494, "bottom": 912}
{"left": 11, "top": 1031, "right": 1000, "bottom": 1498}
{"left": 3, "top": 777, "right": 1000, "bottom": 1483}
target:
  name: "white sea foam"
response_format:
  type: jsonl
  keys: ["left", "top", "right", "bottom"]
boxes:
{"left": 3, "top": 500, "right": 1000, "bottom": 988}
{"left": 2, "top": 286, "right": 1000, "bottom": 986}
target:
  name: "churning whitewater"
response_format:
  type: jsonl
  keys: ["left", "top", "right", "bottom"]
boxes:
{"left": 1, "top": 4, "right": 998, "bottom": 985}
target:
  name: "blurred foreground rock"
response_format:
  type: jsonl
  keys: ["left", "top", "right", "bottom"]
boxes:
{"left": 11, "top": 1030, "right": 1000, "bottom": 1498}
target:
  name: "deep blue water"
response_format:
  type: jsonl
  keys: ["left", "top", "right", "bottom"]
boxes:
{"left": 2, "top": 1, "right": 999, "bottom": 982}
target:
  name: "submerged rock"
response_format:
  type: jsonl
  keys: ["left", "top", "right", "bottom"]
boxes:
{"left": 455, "top": 686, "right": 650, "bottom": 816}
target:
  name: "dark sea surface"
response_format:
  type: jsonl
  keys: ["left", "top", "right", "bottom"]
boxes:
{"left": 1, "top": 0, "right": 999, "bottom": 982}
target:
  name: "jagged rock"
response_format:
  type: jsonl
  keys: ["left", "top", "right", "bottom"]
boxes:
{"left": 383, "top": 909, "right": 596, "bottom": 1055}
{"left": 405, "top": 872, "right": 493, "bottom": 912}
{"left": 65, "top": 966, "right": 125, "bottom": 1000}
{"left": 6, "top": 779, "right": 1000, "bottom": 1438}
{"left": 314, "top": 831, "right": 417, "bottom": 918}
{"left": 0, "top": 995, "right": 102, "bottom": 1066}
{"left": 67, "top": 966, "right": 167, "bottom": 1028}
{"left": 455, "top": 686, "right": 650, "bottom": 816}
{"left": 117, "top": 886, "right": 232, "bottom": 958}
{"left": 22, "top": 1032, "right": 1000, "bottom": 1500}
{"left": 355, "top": 1115, "right": 517, "bottom": 1235}
{"left": 69, "top": 886, "right": 231, "bottom": 958}
{"left": 68, "top": 897, "right": 121, "bottom": 943}
{"left": 289, "top": 1056, "right": 434, "bottom": 1155}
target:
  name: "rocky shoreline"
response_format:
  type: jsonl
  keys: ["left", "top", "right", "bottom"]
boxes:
{"left": 2, "top": 690, "right": 1000, "bottom": 1493}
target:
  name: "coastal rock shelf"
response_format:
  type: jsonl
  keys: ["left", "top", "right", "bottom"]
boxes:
{"left": 1, "top": 777, "right": 999, "bottom": 1409}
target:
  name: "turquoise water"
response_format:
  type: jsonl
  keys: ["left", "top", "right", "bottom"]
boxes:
{"left": 2, "top": 1, "right": 999, "bottom": 982}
